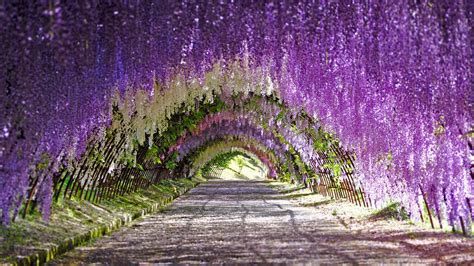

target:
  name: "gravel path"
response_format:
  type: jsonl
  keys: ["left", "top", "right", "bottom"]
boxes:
{"left": 50, "top": 180, "right": 469, "bottom": 264}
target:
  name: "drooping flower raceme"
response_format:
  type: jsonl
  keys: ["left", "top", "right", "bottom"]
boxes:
{"left": 0, "top": 2, "right": 471, "bottom": 230}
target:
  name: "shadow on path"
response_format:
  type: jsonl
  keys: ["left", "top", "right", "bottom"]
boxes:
{"left": 50, "top": 180, "right": 471, "bottom": 264}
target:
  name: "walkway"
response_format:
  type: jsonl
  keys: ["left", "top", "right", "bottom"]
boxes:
{"left": 50, "top": 179, "right": 474, "bottom": 264}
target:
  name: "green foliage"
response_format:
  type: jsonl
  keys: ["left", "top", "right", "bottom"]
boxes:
{"left": 290, "top": 123, "right": 300, "bottom": 134}
{"left": 96, "top": 153, "right": 106, "bottom": 164}
{"left": 194, "top": 168, "right": 203, "bottom": 180}
{"left": 36, "top": 153, "right": 50, "bottom": 171}
{"left": 153, "top": 157, "right": 162, "bottom": 165}
{"left": 312, "top": 131, "right": 330, "bottom": 152}
{"left": 322, "top": 162, "right": 342, "bottom": 178}
{"left": 136, "top": 163, "right": 144, "bottom": 171}
{"left": 120, "top": 152, "right": 136, "bottom": 168}
{"left": 235, "top": 156, "right": 245, "bottom": 174}
{"left": 201, "top": 151, "right": 247, "bottom": 175}
{"left": 280, "top": 172, "right": 292, "bottom": 182}
{"left": 145, "top": 144, "right": 162, "bottom": 165}
{"left": 145, "top": 144, "right": 159, "bottom": 159}
{"left": 272, "top": 130, "right": 307, "bottom": 180}
{"left": 165, "top": 152, "right": 178, "bottom": 170}
{"left": 275, "top": 110, "right": 286, "bottom": 121}
{"left": 236, "top": 157, "right": 245, "bottom": 168}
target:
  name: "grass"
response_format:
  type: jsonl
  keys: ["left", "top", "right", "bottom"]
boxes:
{"left": 0, "top": 223, "right": 27, "bottom": 256}
{"left": 279, "top": 193, "right": 315, "bottom": 200}
{"left": 266, "top": 182, "right": 306, "bottom": 194}
{"left": 369, "top": 202, "right": 409, "bottom": 221}
{"left": 299, "top": 199, "right": 334, "bottom": 207}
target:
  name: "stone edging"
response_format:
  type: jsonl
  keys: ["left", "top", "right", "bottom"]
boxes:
{"left": 13, "top": 182, "right": 198, "bottom": 266}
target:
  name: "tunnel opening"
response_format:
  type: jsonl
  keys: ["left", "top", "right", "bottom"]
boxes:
{"left": 198, "top": 150, "right": 268, "bottom": 181}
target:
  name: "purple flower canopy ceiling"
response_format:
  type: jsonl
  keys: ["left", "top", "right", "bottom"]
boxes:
{"left": 1, "top": 1, "right": 472, "bottom": 227}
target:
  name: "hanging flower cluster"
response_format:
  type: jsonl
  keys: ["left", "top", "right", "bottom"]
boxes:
{"left": 1, "top": 2, "right": 471, "bottom": 231}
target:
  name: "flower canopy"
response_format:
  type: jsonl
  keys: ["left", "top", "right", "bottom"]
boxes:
{"left": 1, "top": 1, "right": 472, "bottom": 231}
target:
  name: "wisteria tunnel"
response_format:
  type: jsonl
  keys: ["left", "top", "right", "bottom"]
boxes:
{"left": 1, "top": 1, "right": 473, "bottom": 264}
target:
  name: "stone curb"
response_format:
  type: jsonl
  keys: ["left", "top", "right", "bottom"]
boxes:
{"left": 12, "top": 182, "right": 198, "bottom": 266}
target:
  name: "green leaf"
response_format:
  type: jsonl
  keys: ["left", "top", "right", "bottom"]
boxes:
{"left": 276, "top": 111, "right": 286, "bottom": 121}
{"left": 333, "top": 164, "right": 341, "bottom": 177}
{"left": 154, "top": 157, "right": 162, "bottom": 165}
